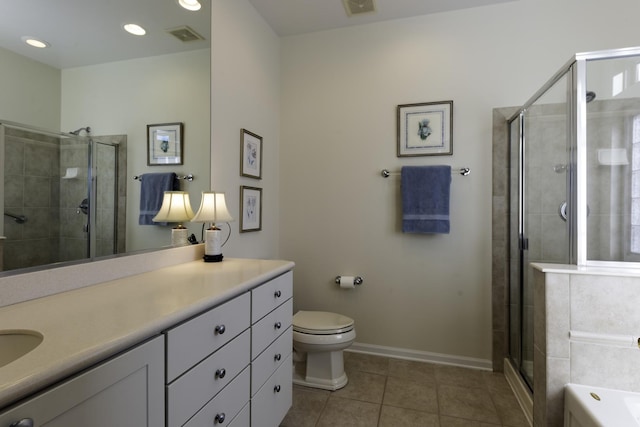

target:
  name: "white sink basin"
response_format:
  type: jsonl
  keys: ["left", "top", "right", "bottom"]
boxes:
{"left": 0, "top": 330, "right": 43, "bottom": 368}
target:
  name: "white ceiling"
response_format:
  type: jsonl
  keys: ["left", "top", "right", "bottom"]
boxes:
{"left": 247, "top": 0, "right": 518, "bottom": 37}
{"left": 0, "top": 0, "right": 211, "bottom": 69}
{"left": 0, "top": 0, "right": 516, "bottom": 69}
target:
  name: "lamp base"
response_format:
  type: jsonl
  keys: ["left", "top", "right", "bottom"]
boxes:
{"left": 171, "top": 227, "right": 189, "bottom": 247}
{"left": 203, "top": 254, "right": 224, "bottom": 262}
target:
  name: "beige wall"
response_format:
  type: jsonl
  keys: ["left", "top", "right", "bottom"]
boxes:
{"left": 0, "top": 46, "right": 61, "bottom": 130}
{"left": 273, "top": 0, "right": 640, "bottom": 366}
{"left": 60, "top": 50, "right": 211, "bottom": 251}
{"left": 210, "top": 0, "right": 281, "bottom": 259}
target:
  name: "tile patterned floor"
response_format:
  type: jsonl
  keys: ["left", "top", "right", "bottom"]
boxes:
{"left": 280, "top": 352, "right": 530, "bottom": 427}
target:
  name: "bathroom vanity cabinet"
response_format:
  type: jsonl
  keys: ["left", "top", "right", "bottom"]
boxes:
{"left": 0, "top": 260, "right": 294, "bottom": 427}
{"left": 250, "top": 272, "right": 293, "bottom": 427}
{"left": 165, "top": 271, "right": 293, "bottom": 426}
{"left": 0, "top": 336, "right": 165, "bottom": 426}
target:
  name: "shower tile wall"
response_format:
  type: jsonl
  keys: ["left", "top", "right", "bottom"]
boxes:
{"left": 3, "top": 128, "right": 61, "bottom": 270}
{"left": 533, "top": 267, "right": 640, "bottom": 427}
{"left": 492, "top": 107, "right": 516, "bottom": 371}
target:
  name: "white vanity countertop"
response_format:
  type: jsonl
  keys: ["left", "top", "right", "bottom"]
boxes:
{"left": 0, "top": 257, "right": 294, "bottom": 409}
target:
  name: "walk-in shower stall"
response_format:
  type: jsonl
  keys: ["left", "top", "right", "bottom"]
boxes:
{"left": 0, "top": 121, "right": 126, "bottom": 272}
{"left": 507, "top": 46, "right": 640, "bottom": 390}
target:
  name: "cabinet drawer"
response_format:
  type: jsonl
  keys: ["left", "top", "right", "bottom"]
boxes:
{"left": 251, "top": 353, "right": 292, "bottom": 427}
{"left": 166, "top": 292, "right": 250, "bottom": 382}
{"left": 228, "top": 402, "right": 250, "bottom": 427}
{"left": 167, "top": 330, "right": 250, "bottom": 427}
{"left": 183, "top": 366, "right": 250, "bottom": 427}
{"left": 251, "top": 298, "right": 292, "bottom": 360}
{"left": 251, "top": 327, "right": 292, "bottom": 396}
{"left": 251, "top": 271, "right": 293, "bottom": 323}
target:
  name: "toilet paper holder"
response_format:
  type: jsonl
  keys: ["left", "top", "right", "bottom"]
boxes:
{"left": 335, "top": 276, "right": 363, "bottom": 286}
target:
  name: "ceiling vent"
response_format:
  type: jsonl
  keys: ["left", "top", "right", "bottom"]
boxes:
{"left": 342, "top": 0, "right": 376, "bottom": 17}
{"left": 166, "top": 26, "right": 204, "bottom": 42}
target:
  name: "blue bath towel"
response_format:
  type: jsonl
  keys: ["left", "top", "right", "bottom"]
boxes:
{"left": 401, "top": 165, "right": 451, "bottom": 234}
{"left": 138, "top": 173, "right": 178, "bottom": 225}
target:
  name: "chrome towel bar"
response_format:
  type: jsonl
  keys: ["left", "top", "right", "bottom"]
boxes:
{"left": 134, "top": 174, "right": 194, "bottom": 182}
{"left": 381, "top": 167, "right": 470, "bottom": 178}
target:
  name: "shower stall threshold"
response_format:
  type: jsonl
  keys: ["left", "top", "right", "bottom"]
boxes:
{"left": 504, "top": 358, "right": 533, "bottom": 426}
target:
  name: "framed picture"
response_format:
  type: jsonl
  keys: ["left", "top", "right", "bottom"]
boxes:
{"left": 397, "top": 101, "right": 453, "bottom": 157}
{"left": 240, "top": 186, "right": 262, "bottom": 232}
{"left": 147, "top": 122, "right": 183, "bottom": 165}
{"left": 240, "top": 129, "right": 262, "bottom": 179}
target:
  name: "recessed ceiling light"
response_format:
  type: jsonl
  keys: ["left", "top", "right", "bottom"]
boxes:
{"left": 178, "top": 0, "right": 201, "bottom": 11}
{"left": 21, "top": 36, "right": 50, "bottom": 48}
{"left": 123, "top": 23, "right": 146, "bottom": 36}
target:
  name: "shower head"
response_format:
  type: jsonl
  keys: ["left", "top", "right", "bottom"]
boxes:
{"left": 69, "top": 126, "right": 91, "bottom": 135}
{"left": 586, "top": 91, "right": 596, "bottom": 103}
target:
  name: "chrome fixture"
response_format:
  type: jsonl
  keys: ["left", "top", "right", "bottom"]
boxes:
{"left": 69, "top": 126, "right": 91, "bottom": 135}
{"left": 381, "top": 167, "right": 470, "bottom": 178}
{"left": 335, "top": 276, "right": 364, "bottom": 286}
{"left": 134, "top": 173, "right": 194, "bottom": 182}
{"left": 3, "top": 212, "right": 27, "bottom": 224}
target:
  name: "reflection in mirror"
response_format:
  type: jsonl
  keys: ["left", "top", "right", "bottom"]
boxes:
{"left": 0, "top": 0, "right": 211, "bottom": 274}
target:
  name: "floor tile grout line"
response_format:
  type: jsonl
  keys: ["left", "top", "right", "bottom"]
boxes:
{"left": 376, "top": 375, "right": 388, "bottom": 427}
{"left": 289, "top": 353, "right": 526, "bottom": 427}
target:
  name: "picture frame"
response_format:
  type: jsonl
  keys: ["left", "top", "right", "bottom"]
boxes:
{"left": 240, "top": 129, "right": 263, "bottom": 179}
{"left": 147, "top": 122, "right": 183, "bottom": 165}
{"left": 397, "top": 101, "right": 453, "bottom": 157}
{"left": 240, "top": 186, "right": 262, "bottom": 232}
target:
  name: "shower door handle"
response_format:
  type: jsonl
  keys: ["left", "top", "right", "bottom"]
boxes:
{"left": 559, "top": 202, "right": 568, "bottom": 221}
{"left": 519, "top": 234, "right": 529, "bottom": 251}
{"left": 77, "top": 198, "right": 89, "bottom": 215}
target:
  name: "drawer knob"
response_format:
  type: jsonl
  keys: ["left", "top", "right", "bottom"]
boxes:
{"left": 274, "top": 353, "right": 282, "bottom": 362}
{"left": 215, "top": 412, "right": 226, "bottom": 424}
{"left": 274, "top": 384, "right": 281, "bottom": 393}
{"left": 215, "top": 368, "right": 226, "bottom": 379}
{"left": 274, "top": 321, "right": 282, "bottom": 330}
{"left": 274, "top": 290, "right": 282, "bottom": 298}
{"left": 10, "top": 419, "right": 34, "bottom": 427}
{"left": 214, "top": 324, "right": 226, "bottom": 335}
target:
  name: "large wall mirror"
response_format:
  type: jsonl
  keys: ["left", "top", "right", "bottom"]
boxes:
{"left": 0, "top": 0, "right": 210, "bottom": 274}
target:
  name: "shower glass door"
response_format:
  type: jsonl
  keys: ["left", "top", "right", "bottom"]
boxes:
{"left": 584, "top": 55, "right": 640, "bottom": 264}
{"left": 510, "top": 69, "right": 572, "bottom": 389}
{"left": 92, "top": 140, "right": 119, "bottom": 258}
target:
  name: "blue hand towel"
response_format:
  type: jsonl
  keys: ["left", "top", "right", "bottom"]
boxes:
{"left": 138, "top": 172, "right": 178, "bottom": 225}
{"left": 401, "top": 165, "right": 451, "bottom": 234}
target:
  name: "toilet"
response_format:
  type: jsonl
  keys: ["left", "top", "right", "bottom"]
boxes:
{"left": 292, "top": 310, "right": 356, "bottom": 391}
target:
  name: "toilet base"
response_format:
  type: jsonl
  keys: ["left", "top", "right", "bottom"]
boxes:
{"left": 292, "top": 360, "right": 348, "bottom": 391}
{"left": 293, "top": 351, "right": 349, "bottom": 391}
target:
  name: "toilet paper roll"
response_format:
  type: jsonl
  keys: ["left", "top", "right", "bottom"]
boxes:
{"left": 339, "top": 276, "right": 356, "bottom": 289}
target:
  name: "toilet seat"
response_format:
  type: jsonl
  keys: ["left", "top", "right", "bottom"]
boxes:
{"left": 293, "top": 310, "right": 354, "bottom": 335}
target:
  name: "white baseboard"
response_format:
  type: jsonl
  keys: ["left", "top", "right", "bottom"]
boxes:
{"left": 347, "top": 342, "right": 493, "bottom": 371}
{"left": 504, "top": 358, "right": 533, "bottom": 427}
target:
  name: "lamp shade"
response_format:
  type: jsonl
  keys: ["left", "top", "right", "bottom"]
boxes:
{"left": 152, "top": 191, "right": 194, "bottom": 223}
{"left": 191, "top": 192, "right": 234, "bottom": 224}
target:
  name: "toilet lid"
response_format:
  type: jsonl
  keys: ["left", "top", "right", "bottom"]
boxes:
{"left": 293, "top": 310, "right": 354, "bottom": 334}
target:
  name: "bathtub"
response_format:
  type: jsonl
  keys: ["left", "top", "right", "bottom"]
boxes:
{"left": 565, "top": 383, "right": 640, "bottom": 426}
